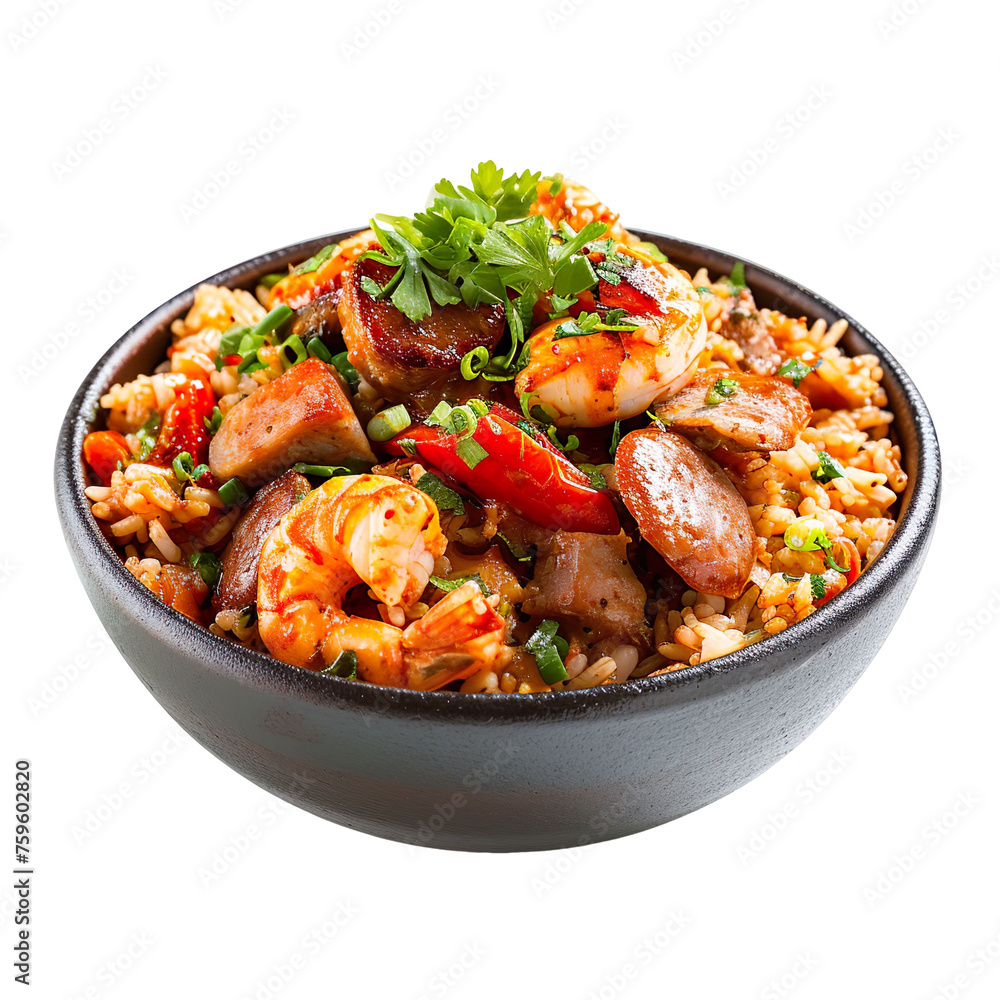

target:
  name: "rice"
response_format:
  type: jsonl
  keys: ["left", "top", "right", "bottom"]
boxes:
{"left": 83, "top": 256, "right": 906, "bottom": 694}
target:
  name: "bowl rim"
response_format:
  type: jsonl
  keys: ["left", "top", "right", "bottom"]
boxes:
{"left": 54, "top": 228, "right": 941, "bottom": 720}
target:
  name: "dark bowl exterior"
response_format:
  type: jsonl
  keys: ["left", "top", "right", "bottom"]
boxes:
{"left": 54, "top": 231, "right": 940, "bottom": 852}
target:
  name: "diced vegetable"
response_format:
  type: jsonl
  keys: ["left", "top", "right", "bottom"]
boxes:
{"left": 385, "top": 401, "right": 620, "bottom": 535}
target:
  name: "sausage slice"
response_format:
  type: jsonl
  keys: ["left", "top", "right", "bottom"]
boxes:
{"left": 655, "top": 369, "right": 811, "bottom": 453}
{"left": 615, "top": 428, "right": 754, "bottom": 599}
{"left": 214, "top": 470, "right": 312, "bottom": 612}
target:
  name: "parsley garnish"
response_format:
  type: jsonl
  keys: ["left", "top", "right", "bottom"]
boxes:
{"left": 415, "top": 471, "right": 465, "bottom": 515}
{"left": 355, "top": 163, "right": 610, "bottom": 375}
{"left": 553, "top": 310, "right": 641, "bottom": 339}
{"left": 777, "top": 357, "right": 822, "bottom": 387}
{"left": 813, "top": 450, "right": 847, "bottom": 484}
{"left": 429, "top": 573, "right": 491, "bottom": 596}
{"left": 705, "top": 377, "right": 738, "bottom": 406}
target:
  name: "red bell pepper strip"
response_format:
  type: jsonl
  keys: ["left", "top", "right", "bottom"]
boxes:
{"left": 82, "top": 430, "right": 131, "bottom": 485}
{"left": 387, "top": 403, "right": 620, "bottom": 535}
{"left": 147, "top": 378, "right": 218, "bottom": 486}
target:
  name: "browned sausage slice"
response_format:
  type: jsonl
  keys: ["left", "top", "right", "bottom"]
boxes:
{"left": 214, "top": 470, "right": 312, "bottom": 612}
{"left": 655, "top": 369, "right": 811, "bottom": 452}
{"left": 615, "top": 427, "right": 754, "bottom": 599}
{"left": 338, "top": 254, "right": 505, "bottom": 403}
{"left": 209, "top": 358, "right": 374, "bottom": 487}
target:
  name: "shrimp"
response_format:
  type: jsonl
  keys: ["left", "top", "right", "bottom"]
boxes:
{"left": 256, "top": 474, "right": 506, "bottom": 690}
{"left": 515, "top": 242, "right": 707, "bottom": 428}
{"left": 267, "top": 230, "right": 376, "bottom": 311}
{"left": 530, "top": 176, "right": 638, "bottom": 245}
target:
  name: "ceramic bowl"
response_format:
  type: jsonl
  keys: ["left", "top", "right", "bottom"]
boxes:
{"left": 54, "top": 229, "right": 940, "bottom": 851}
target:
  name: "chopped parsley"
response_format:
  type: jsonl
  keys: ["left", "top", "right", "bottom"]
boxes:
{"left": 188, "top": 551, "right": 221, "bottom": 589}
{"left": 136, "top": 415, "right": 160, "bottom": 460}
{"left": 415, "top": 471, "right": 465, "bottom": 515}
{"left": 429, "top": 573, "right": 491, "bottom": 596}
{"left": 321, "top": 650, "right": 358, "bottom": 678}
{"left": 813, "top": 450, "right": 848, "bottom": 484}
{"left": 705, "top": 377, "right": 738, "bottom": 406}
{"left": 777, "top": 357, "right": 822, "bottom": 387}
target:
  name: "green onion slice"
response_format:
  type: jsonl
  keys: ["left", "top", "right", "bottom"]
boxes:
{"left": 291, "top": 463, "right": 351, "bottom": 479}
{"left": 218, "top": 477, "right": 249, "bottom": 506}
{"left": 306, "top": 337, "right": 333, "bottom": 363}
{"left": 367, "top": 404, "right": 411, "bottom": 442}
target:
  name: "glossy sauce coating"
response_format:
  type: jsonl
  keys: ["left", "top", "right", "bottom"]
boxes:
{"left": 655, "top": 369, "right": 812, "bottom": 452}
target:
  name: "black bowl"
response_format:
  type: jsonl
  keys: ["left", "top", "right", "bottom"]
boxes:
{"left": 54, "top": 229, "right": 940, "bottom": 852}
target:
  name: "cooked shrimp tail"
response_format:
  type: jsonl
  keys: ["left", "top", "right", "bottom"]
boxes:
{"left": 257, "top": 474, "right": 505, "bottom": 689}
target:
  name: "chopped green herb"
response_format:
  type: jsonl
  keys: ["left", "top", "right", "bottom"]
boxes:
{"left": 783, "top": 518, "right": 832, "bottom": 553}
{"left": 293, "top": 243, "right": 339, "bottom": 276}
{"left": 359, "top": 275, "right": 385, "bottom": 298}
{"left": 172, "top": 451, "right": 195, "bottom": 481}
{"left": 429, "top": 573, "right": 491, "bottom": 596}
{"left": 728, "top": 260, "right": 746, "bottom": 289}
{"left": 218, "top": 477, "right": 249, "bottom": 506}
{"left": 321, "top": 650, "right": 358, "bottom": 678}
{"left": 813, "top": 450, "right": 848, "bottom": 484}
{"left": 191, "top": 463, "right": 210, "bottom": 481}
{"left": 525, "top": 619, "right": 569, "bottom": 684}
{"left": 367, "top": 404, "right": 411, "bottom": 442}
{"left": 136, "top": 415, "right": 160, "bottom": 460}
{"left": 455, "top": 436, "right": 489, "bottom": 470}
{"left": 306, "top": 337, "right": 333, "bottom": 363}
{"left": 188, "top": 551, "right": 222, "bottom": 589}
{"left": 258, "top": 273, "right": 286, "bottom": 289}
{"left": 330, "top": 351, "right": 360, "bottom": 387}
{"left": 705, "top": 377, "right": 739, "bottom": 406}
{"left": 218, "top": 324, "right": 251, "bottom": 360}
{"left": 546, "top": 426, "right": 579, "bottom": 452}
{"left": 578, "top": 463, "right": 607, "bottom": 490}
{"left": 782, "top": 572, "right": 828, "bottom": 601}
{"left": 415, "top": 472, "right": 465, "bottom": 515}
{"left": 609, "top": 419, "right": 622, "bottom": 459}
{"left": 203, "top": 406, "right": 222, "bottom": 435}
{"left": 777, "top": 357, "right": 821, "bottom": 387}
{"left": 546, "top": 173, "right": 563, "bottom": 196}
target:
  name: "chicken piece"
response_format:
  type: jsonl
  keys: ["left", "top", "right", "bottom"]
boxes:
{"left": 209, "top": 358, "right": 374, "bottom": 487}
{"left": 338, "top": 254, "right": 505, "bottom": 405}
{"left": 722, "top": 298, "right": 782, "bottom": 375}
{"left": 520, "top": 530, "right": 649, "bottom": 643}
{"left": 655, "top": 369, "right": 811, "bottom": 452}
{"left": 615, "top": 428, "right": 754, "bottom": 600}
{"left": 214, "top": 470, "right": 312, "bottom": 612}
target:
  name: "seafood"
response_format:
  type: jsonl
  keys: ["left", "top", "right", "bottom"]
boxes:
{"left": 515, "top": 243, "right": 707, "bottom": 427}
{"left": 81, "top": 161, "right": 906, "bottom": 691}
{"left": 256, "top": 474, "right": 506, "bottom": 689}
